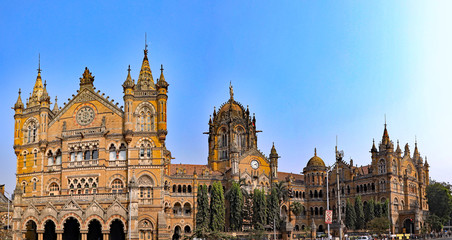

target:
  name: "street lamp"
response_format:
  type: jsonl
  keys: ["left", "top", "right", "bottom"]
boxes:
{"left": 326, "top": 166, "right": 331, "bottom": 240}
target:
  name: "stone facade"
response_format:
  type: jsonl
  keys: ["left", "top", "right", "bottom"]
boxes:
{"left": 11, "top": 48, "right": 429, "bottom": 240}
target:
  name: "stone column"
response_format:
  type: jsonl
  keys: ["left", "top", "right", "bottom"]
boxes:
{"left": 56, "top": 230, "right": 63, "bottom": 240}
{"left": 81, "top": 230, "right": 88, "bottom": 240}
{"left": 37, "top": 230, "right": 44, "bottom": 240}
{"left": 102, "top": 230, "right": 109, "bottom": 240}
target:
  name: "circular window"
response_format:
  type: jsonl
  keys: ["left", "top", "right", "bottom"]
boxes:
{"left": 76, "top": 106, "right": 95, "bottom": 126}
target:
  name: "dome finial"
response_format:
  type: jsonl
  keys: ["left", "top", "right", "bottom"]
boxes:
{"left": 37, "top": 53, "right": 41, "bottom": 74}
{"left": 314, "top": 148, "right": 317, "bottom": 156}
{"left": 229, "top": 81, "right": 234, "bottom": 100}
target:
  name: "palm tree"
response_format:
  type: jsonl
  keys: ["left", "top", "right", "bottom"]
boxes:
{"left": 272, "top": 181, "right": 288, "bottom": 205}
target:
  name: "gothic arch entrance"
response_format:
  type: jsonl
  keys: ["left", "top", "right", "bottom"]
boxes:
{"left": 403, "top": 218, "right": 415, "bottom": 234}
{"left": 25, "top": 220, "right": 37, "bottom": 240}
{"left": 110, "top": 219, "right": 125, "bottom": 240}
{"left": 172, "top": 226, "right": 181, "bottom": 240}
{"left": 43, "top": 220, "right": 57, "bottom": 240}
{"left": 63, "top": 217, "right": 80, "bottom": 240}
{"left": 88, "top": 219, "right": 102, "bottom": 240}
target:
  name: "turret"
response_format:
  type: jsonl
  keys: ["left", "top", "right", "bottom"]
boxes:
{"left": 123, "top": 65, "right": 135, "bottom": 138}
{"left": 13, "top": 89, "right": 24, "bottom": 114}
{"left": 39, "top": 81, "right": 51, "bottom": 144}
{"left": 269, "top": 142, "right": 279, "bottom": 183}
{"left": 413, "top": 139, "right": 421, "bottom": 164}
{"left": 28, "top": 66, "right": 44, "bottom": 108}
{"left": 13, "top": 89, "right": 24, "bottom": 146}
{"left": 156, "top": 64, "right": 169, "bottom": 143}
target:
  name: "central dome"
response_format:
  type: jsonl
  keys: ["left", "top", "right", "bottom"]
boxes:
{"left": 306, "top": 148, "right": 325, "bottom": 167}
{"left": 218, "top": 99, "right": 244, "bottom": 114}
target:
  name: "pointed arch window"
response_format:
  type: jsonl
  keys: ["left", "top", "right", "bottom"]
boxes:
{"left": 109, "top": 144, "right": 116, "bottom": 160}
{"left": 139, "top": 141, "right": 152, "bottom": 159}
{"left": 47, "top": 151, "right": 54, "bottom": 166}
{"left": 137, "top": 106, "right": 155, "bottom": 132}
{"left": 392, "top": 160, "right": 397, "bottom": 173}
{"left": 26, "top": 121, "right": 38, "bottom": 143}
{"left": 112, "top": 179, "right": 124, "bottom": 193}
{"left": 55, "top": 149, "right": 62, "bottom": 165}
{"left": 119, "top": 143, "right": 127, "bottom": 160}
{"left": 378, "top": 159, "right": 386, "bottom": 174}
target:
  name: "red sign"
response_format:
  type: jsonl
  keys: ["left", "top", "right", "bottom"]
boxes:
{"left": 325, "top": 210, "right": 333, "bottom": 224}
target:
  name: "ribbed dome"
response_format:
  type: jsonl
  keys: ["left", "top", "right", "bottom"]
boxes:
{"left": 306, "top": 148, "right": 325, "bottom": 167}
{"left": 218, "top": 100, "right": 244, "bottom": 114}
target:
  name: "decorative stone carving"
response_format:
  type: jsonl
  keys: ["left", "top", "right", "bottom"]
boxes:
{"left": 76, "top": 106, "right": 95, "bottom": 126}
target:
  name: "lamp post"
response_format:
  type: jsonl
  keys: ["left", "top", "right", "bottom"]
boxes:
{"left": 326, "top": 166, "right": 331, "bottom": 240}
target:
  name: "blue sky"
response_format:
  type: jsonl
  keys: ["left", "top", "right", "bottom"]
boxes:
{"left": 1, "top": 1, "right": 451, "bottom": 193}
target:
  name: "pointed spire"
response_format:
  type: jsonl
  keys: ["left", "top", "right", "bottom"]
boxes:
{"left": 40, "top": 80, "right": 51, "bottom": 103}
{"left": 382, "top": 121, "right": 390, "bottom": 145}
{"left": 14, "top": 88, "right": 24, "bottom": 110}
{"left": 137, "top": 36, "right": 155, "bottom": 90}
{"left": 396, "top": 140, "right": 401, "bottom": 153}
{"left": 371, "top": 138, "right": 377, "bottom": 153}
{"left": 122, "top": 65, "right": 135, "bottom": 90}
{"left": 53, "top": 96, "right": 59, "bottom": 112}
{"left": 79, "top": 67, "right": 95, "bottom": 90}
{"left": 157, "top": 64, "right": 168, "bottom": 89}
{"left": 270, "top": 142, "right": 278, "bottom": 157}
{"left": 29, "top": 55, "right": 44, "bottom": 107}
{"left": 414, "top": 136, "right": 420, "bottom": 159}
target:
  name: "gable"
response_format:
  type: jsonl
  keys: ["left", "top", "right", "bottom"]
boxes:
{"left": 49, "top": 88, "right": 123, "bottom": 127}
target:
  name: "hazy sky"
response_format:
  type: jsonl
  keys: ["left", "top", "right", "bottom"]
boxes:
{"left": 1, "top": 1, "right": 451, "bottom": 194}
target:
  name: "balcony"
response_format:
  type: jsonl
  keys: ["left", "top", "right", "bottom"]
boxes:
{"left": 23, "top": 192, "right": 128, "bottom": 204}
{"left": 109, "top": 159, "right": 127, "bottom": 167}
{"left": 68, "top": 159, "right": 99, "bottom": 168}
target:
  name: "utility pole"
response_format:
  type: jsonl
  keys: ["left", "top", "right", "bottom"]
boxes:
{"left": 336, "top": 144, "right": 343, "bottom": 240}
{"left": 327, "top": 166, "right": 331, "bottom": 240}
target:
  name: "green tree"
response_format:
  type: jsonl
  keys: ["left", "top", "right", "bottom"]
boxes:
{"left": 226, "top": 181, "right": 243, "bottom": 231}
{"left": 426, "top": 214, "right": 444, "bottom": 232}
{"left": 196, "top": 184, "right": 210, "bottom": 231}
{"left": 426, "top": 181, "right": 452, "bottom": 224}
{"left": 367, "top": 217, "right": 390, "bottom": 235}
{"left": 345, "top": 199, "right": 356, "bottom": 230}
{"left": 290, "top": 201, "right": 303, "bottom": 217}
{"left": 273, "top": 181, "right": 288, "bottom": 204}
{"left": 354, "top": 195, "right": 365, "bottom": 229}
{"left": 252, "top": 188, "right": 267, "bottom": 230}
{"left": 210, "top": 181, "right": 225, "bottom": 232}
{"left": 364, "top": 199, "right": 375, "bottom": 223}
{"left": 267, "top": 187, "right": 280, "bottom": 230}
{"left": 381, "top": 199, "right": 389, "bottom": 218}
{"left": 374, "top": 201, "right": 382, "bottom": 218}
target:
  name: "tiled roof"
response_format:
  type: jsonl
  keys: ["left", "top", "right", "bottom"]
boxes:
{"left": 277, "top": 172, "right": 304, "bottom": 185}
{"left": 169, "top": 164, "right": 223, "bottom": 177}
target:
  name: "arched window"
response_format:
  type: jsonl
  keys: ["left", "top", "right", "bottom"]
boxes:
{"left": 26, "top": 121, "right": 38, "bottom": 143}
{"left": 92, "top": 146, "right": 98, "bottom": 160}
{"left": 137, "top": 107, "right": 154, "bottom": 132}
{"left": 310, "top": 190, "right": 313, "bottom": 198}
{"left": 187, "top": 185, "right": 192, "bottom": 193}
{"left": 394, "top": 198, "right": 399, "bottom": 210}
{"left": 109, "top": 144, "right": 116, "bottom": 160}
{"left": 173, "top": 203, "right": 182, "bottom": 215}
{"left": 118, "top": 143, "right": 127, "bottom": 160}
{"left": 112, "top": 179, "right": 124, "bottom": 193}
{"left": 320, "top": 207, "right": 324, "bottom": 215}
{"left": 139, "top": 141, "right": 152, "bottom": 159}
{"left": 347, "top": 185, "right": 350, "bottom": 194}
{"left": 183, "top": 185, "right": 187, "bottom": 193}
{"left": 178, "top": 185, "right": 182, "bottom": 193}
{"left": 315, "top": 207, "right": 319, "bottom": 215}
{"left": 407, "top": 164, "right": 412, "bottom": 175}
{"left": 378, "top": 159, "right": 386, "bottom": 174}
{"left": 70, "top": 148, "right": 75, "bottom": 162}
{"left": 49, "top": 182, "right": 59, "bottom": 196}
{"left": 173, "top": 185, "right": 176, "bottom": 193}
{"left": 236, "top": 127, "right": 246, "bottom": 155}
{"left": 319, "top": 190, "right": 323, "bottom": 198}
{"left": 55, "top": 149, "right": 62, "bottom": 165}
{"left": 47, "top": 151, "right": 54, "bottom": 166}
{"left": 392, "top": 160, "right": 397, "bottom": 173}
{"left": 183, "top": 203, "right": 192, "bottom": 216}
